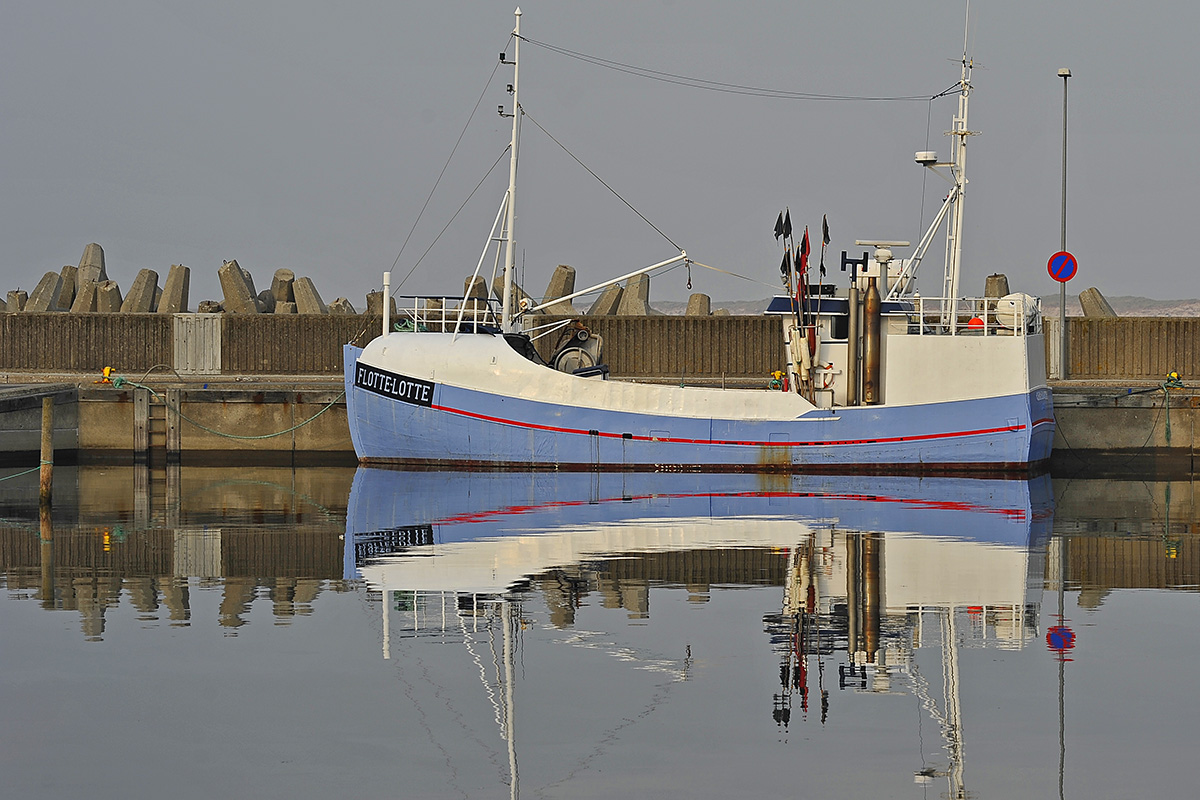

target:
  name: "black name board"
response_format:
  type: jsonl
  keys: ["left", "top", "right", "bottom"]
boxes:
{"left": 354, "top": 361, "right": 435, "bottom": 406}
{"left": 354, "top": 525, "right": 436, "bottom": 561}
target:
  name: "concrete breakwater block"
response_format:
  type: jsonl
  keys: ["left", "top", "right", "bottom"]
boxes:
{"left": 984, "top": 273, "right": 1010, "bottom": 298}
{"left": 541, "top": 264, "right": 577, "bottom": 314}
{"left": 464, "top": 275, "right": 488, "bottom": 298}
{"left": 197, "top": 300, "right": 223, "bottom": 313}
{"left": 71, "top": 281, "right": 97, "bottom": 312}
{"left": 218, "top": 260, "right": 259, "bottom": 314}
{"left": 1080, "top": 287, "right": 1117, "bottom": 318}
{"left": 615, "top": 274, "right": 654, "bottom": 315}
{"left": 239, "top": 266, "right": 263, "bottom": 310}
{"left": 121, "top": 269, "right": 160, "bottom": 313}
{"left": 294, "top": 277, "right": 328, "bottom": 314}
{"left": 491, "top": 274, "right": 536, "bottom": 314}
{"left": 95, "top": 280, "right": 123, "bottom": 312}
{"left": 26, "top": 272, "right": 63, "bottom": 312}
{"left": 257, "top": 289, "right": 276, "bottom": 313}
{"left": 274, "top": 301, "right": 297, "bottom": 314}
{"left": 271, "top": 269, "right": 295, "bottom": 304}
{"left": 6, "top": 290, "right": 28, "bottom": 312}
{"left": 329, "top": 298, "right": 357, "bottom": 315}
{"left": 461, "top": 276, "right": 489, "bottom": 314}
{"left": 77, "top": 243, "right": 107, "bottom": 286}
{"left": 686, "top": 293, "right": 711, "bottom": 316}
{"left": 58, "top": 265, "right": 78, "bottom": 310}
{"left": 587, "top": 284, "right": 623, "bottom": 315}
{"left": 158, "top": 265, "right": 190, "bottom": 314}
{"left": 365, "top": 290, "right": 398, "bottom": 318}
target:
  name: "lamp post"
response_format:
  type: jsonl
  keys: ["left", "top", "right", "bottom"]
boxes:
{"left": 1056, "top": 67, "right": 1072, "bottom": 799}
{"left": 1058, "top": 68, "right": 1071, "bottom": 379}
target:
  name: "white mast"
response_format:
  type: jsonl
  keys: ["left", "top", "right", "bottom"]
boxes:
{"left": 884, "top": 6, "right": 978, "bottom": 310}
{"left": 941, "top": 6, "right": 975, "bottom": 307}
{"left": 501, "top": 7, "right": 522, "bottom": 331}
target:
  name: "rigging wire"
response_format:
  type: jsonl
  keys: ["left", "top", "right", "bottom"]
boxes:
{"left": 689, "top": 261, "right": 782, "bottom": 293}
{"left": 384, "top": 32, "right": 961, "bottom": 298}
{"left": 387, "top": 36, "right": 511, "bottom": 288}
{"left": 520, "top": 35, "right": 941, "bottom": 102}
{"left": 521, "top": 108, "right": 681, "bottom": 252}
{"left": 393, "top": 146, "right": 511, "bottom": 292}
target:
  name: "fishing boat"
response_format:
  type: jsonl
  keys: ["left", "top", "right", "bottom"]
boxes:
{"left": 343, "top": 9, "right": 1054, "bottom": 473}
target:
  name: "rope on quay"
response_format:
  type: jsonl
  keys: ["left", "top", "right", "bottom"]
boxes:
{"left": 108, "top": 374, "right": 346, "bottom": 441}
{"left": 0, "top": 461, "right": 52, "bottom": 483}
{"left": 1054, "top": 371, "right": 1185, "bottom": 463}
{"left": 1161, "top": 371, "right": 1184, "bottom": 444}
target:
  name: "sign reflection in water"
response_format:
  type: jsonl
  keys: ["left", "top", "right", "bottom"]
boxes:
{"left": 346, "top": 469, "right": 1054, "bottom": 799}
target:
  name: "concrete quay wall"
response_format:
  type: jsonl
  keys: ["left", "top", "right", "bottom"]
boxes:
{"left": 3, "top": 380, "right": 1199, "bottom": 472}
{"left": 0, "top": 385, "right": 79, "bottom": 455}
{"left": 0, "top": 312, "right": 785, "bottom": 381}
{"left": 0, "top": 313, "right": 378, "bottom": 376}
{"left": 1053, "top": 317, "right": 1200, "bottom": 381}
{"left": 75, "top": 385, "right": 352, "bottom": 465}
{"left": 0, "top": 383, "right": 351, "bottom": 467}
{"left": 1051, "top": 384, "right": 1200, "bottom": 476}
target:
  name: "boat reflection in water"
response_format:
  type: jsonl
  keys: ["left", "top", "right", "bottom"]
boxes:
{"left": 346, "top": 469, "right": 1053, "bottom": 798}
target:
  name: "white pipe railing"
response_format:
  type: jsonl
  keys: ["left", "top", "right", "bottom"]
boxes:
{"left": 903, "top": 295, "right": 1042, "bottom": 336}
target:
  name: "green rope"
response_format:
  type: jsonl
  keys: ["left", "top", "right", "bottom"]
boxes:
{"left": 0, "top": 461, "right": 52, "bottom": 482}
{"left": 111, "top": 376, "right": 346, "bottom": 440}
{"left": 1161, "top": 372, "right": 1184, "bottom": 445}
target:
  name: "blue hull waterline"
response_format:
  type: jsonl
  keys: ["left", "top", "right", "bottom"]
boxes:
{"left": 344, "top": 345, "right": 1053, "bottom": 473}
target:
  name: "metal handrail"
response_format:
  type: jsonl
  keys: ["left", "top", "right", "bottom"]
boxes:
{"left": 393, "top": 295, "right": 502, "bottom": 331}
{"left": 900, "top": 295, "right": 1043, "bottom": 337}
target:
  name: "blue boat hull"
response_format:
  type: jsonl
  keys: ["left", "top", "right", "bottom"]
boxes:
{"left": 344, "top": 345, "right": 1054, "bottom": 473}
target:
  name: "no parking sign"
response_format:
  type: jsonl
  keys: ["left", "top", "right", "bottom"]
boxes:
{"left": 1048, "top": 251, "right": 1078, "bottom": 283}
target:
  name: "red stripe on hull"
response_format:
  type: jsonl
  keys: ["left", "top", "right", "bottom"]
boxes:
{"left": 431, "top": 403, "right": 1029, "bottom": 448}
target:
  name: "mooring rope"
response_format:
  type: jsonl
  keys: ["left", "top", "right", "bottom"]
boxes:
{"left": 0, "top": 461, "right": 52, "bottom": 483}
{"left": 110, "top": 376, "right": 345, "bottom": 441}
{"left": 1054, "top": 372, "right": 1184, "bottom": 468}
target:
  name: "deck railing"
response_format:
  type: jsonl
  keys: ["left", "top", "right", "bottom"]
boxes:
{"left": 393, "top": 295, "right": 502, "bottom": 331}
{"left": 901, "top": 295, "right": 1043, "bottom": 337}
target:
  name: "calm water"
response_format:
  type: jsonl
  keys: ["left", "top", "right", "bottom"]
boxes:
{"left": 1, "top": 466, "right": 1196, "bottom": 799}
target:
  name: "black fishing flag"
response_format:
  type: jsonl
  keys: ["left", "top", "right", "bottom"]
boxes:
{"left": 799, "top": 226, "right": 810, "bottom": 274}
{"left": 783, "top": 209, "right": 793, "bottom": 240}
{"left": 774, "top": 212, "right": 785, "bottom": 240}
{"left": 819, "top": 214, "right": 830, "bottom": 277}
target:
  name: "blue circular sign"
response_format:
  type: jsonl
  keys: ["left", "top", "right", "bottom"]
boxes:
{"left": 1048, "top": 250, "right": 1078, "bottom": 283}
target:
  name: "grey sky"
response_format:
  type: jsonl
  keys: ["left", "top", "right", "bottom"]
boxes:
{"left": 4, "top": 1, "right": 1196, "bottom": 308}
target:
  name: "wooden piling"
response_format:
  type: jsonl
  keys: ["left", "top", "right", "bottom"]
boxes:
{"left": 40, "top": 502, "right": 54, "bottom": 609}
{"left": 39, "top": 396, "right": 53, "bottom": 505}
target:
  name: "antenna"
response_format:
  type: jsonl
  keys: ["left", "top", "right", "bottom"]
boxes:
{"left": 963, "top": 0, "right": 971, "bottom": 64}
